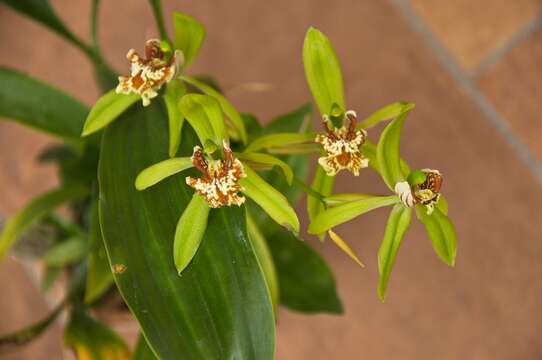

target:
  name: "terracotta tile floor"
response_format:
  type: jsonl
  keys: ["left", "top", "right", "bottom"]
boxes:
{"left": 1, "top": 0, "right": 542, "bottom": 359}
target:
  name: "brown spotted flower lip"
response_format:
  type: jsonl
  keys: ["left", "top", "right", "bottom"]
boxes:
{"left": 315, "top": 110, "right": 368, "bottom": 176}
{"left": 115, "top": 39, "right": 184, "bottom": 106}
{"left": 395, "top": 169, "right": 443, "bottom": 214}
{"left": 186, "top": 143, "right": 246, "bottom": 208}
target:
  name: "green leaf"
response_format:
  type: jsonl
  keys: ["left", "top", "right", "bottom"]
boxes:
{"left": 266, "top": 230, "right": 342, "bottom": 314}
{"left": 303, "top": 27, "right": 345, "bottom": 115}
{"left": 134, "top": 335, "right": 158, "bottom": 360}
{"left": 244, "top": 133, "right": 315, "bottom": 153}
{"left": 0, "top": 67, "right": 88, "bottom": 140}
{"left": 0, "top": 0, "right": 86, "bottom": 51}
{"left": 246, "top": 214, "right": 279, "bottom": 314}
{"left": 135, "top": 157, "right": 193, "bottom": 190}
{"left": 172, "top": 12, "right": 206, "bottom": 69}
{"left": 99, "top": 103, "right": 275, "bottom": 359}
{"left": 181, "top": 75, "right": 247, "bottom": 144}
{"left": 376, "top": 109, "right": 412, "bottom": 190}
{"left": 64, "top": 309, "right": 131, "bottom": 360}
{"left": 307, "top": 166, "right": 335, "bottom": 239}
{"left": 437, "top": 195, "right": 449, "bottom": 215}
{"left": 41, "top": 265, "right": 62, "bottom": 292}
{"left": 174, "top": 194, "right": 210, "bottom": 274}
{"left": 324, "top": 193, "right": 375, "bottom": 206}
{"left": 43, "top": 236, "right": 88, "bottom": 267}
{"left": 0, "top": 301, "right": 64, "bottom": 351}
{"left": 262, "top": 103, "right": 312, "bottom": 135}
{"left": 358, "top": 102, "right": 415, "bottom": 129}
{"left": 0, "top": 184, "right": 89, "bottom": 261}
{"left": 308, "top": 195, "right": 399, "bottom": 235}
{"left": 85, "top": 203, "right": 114, "bottom": 305}
{"left": 416, "top": 206, "right": 457, "bottom": 266}
{"left": 179, "top": 94, "right": 227, "bottom": 151}
{"left": 82, "top": 90, "right": 139, "bottom": 136}
{"left": 164, "top": 79, "right": 187, "bottom": 157}
{"left": 240, "top": 166, "right": 300, "bottom": 235}
{"left": 378, "top": 204, "right": 412, "bottom": 302}
{"left": 237, "top": 152, "right": 293, "bottom": 184}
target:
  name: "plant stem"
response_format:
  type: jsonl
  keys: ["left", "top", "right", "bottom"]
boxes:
{"left": 148, "top": 0, "right": 170, "bottom": 42}
{"left": 292, "top": 175, "right": 326, "bottom": 205}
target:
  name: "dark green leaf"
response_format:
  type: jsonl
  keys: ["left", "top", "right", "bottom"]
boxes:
{"left": 99, "top": 103, "right": 274, "bottom": 359}
{"left": 43, "top": 236, "right": 88, "bottom": 267}
{"left": 378, "top": 204, "right": 412, "bottom": 301}
{"left": 267, "top": 231, "right": 342, "bottom": 314}
{"left": 134, "top": 335, "right": 158, "bottom": 360}
{"left": 0, "top": 67, "right": 88, "bottom": 140}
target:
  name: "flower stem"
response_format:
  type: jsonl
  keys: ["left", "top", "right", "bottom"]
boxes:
{"left": 148, "top": 0, "right": 170, "bottom": 42}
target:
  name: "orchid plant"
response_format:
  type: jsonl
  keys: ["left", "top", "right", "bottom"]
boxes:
{"left": 0, "top": 1, "right": 456, "bottom": 359}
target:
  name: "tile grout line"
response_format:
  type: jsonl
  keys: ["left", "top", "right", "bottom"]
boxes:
{"left": 389, "top": 0, "right": 542, "bottom": 184}
{"left": 471, "top": 12, "right": 542, "bottom": 80}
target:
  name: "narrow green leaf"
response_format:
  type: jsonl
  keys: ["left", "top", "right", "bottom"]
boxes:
{"left": 308, "top": 195, "right": 399, "bottom": 234}
{"left": 378, "top": 204, "right": 412, "bottom": 302}
{"left": 303, "top": 27, "right": 345, "bottom": 115}
{"left": 237, "top": 152, "right": 293, "bottom": 184}
{"left": 324, "top": 193, "right": 375, "bottom": 206}
{"left": 64, "top": 309, "right": 131, "bottom": 360}
{"left": 0, "top": 301, "right": 64, "bottom": 351}
{"left": 179, "top": 94, "right": 227, "bottom": 151}
{"left": 0, "top": 184, "right": 89, "bottom": 261}
{"left": 43, "top": 236, "right": 88, "bottom": 267}
{"left": 358, "top": 102, "right": 415, "bottom": 129}
{"left": 82, "top": 90, "right": 139, "bottom": 136}
{"left": 181, "top": 75, "right": 247, "bottom": 144}
{"left": 376, "top": 109, "right": 412, "bottom": 190}
{"left": 0, "top": 0, "right": 87, "bottom": 51}
{"left": 99, "top": 103, "right": 275, "bottom": 359}
{"left": 307, "top": 166, "right": 335, "bottom": 239}
{"left": 0, "top": 67, "right": 88, "bottom": 140}
{"left": 266, "top": 230, "right": 342, "bottom": 314}
{"left": 244, "top": 133, "right": 315, "bottom": 153}
{"left": 134, "top": 335, "right": 158, "bottom": 360}
{"left": 164, "top": 79, "right": 187, "bottom": 157}
{"left": 174, "top": 194, "right": 210, "bottom": 274}
{"left": 135, "top": 157, "right": 193, "bottom": 190}
{"left": 416, "top": 206, "right": 457, "bottom": 266}
{"left": 246, "top": 214, "right": 279, "bottom": 314}
{"left": 85, "top": 203, "right": 114, "bottom": 305}
{"left": 172, "top": 12, "right": 205, "bottom": 69}
{"left": 241, "top": 166, "right": 300, "bottom": 235}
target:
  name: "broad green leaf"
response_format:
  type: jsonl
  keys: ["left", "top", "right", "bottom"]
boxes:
{"left": 303, "top": 27, "right": 345, "bottom": 115}
{"left": 135, "top": 157, "right": 193, "bottom": 190}
{"left": 308, "top": 195, "right": 399, "bottom": 235}
{"left": 416, "top": 206, "right": 457, "bottom": 266}
{"left": 43, "top": 236, "right": 88, "bottom": 267}
{"left": 324, "top": 193, "right": 375, "bottom": 206}
{"left": 358, "top": 102, "right": 415, "bottom": 129}
{"left": 134, "top": 335, "right": 158, "bottom": 360}
{"left": 99, "top": 103, "right": 274, "bottom": 359}
{"left": 0, "top": 184, "right": 89, "bottom": 261}
{"left": 246, "top": 214, "right": 279, "bottom": 314}
{"left": 266, "top": 230, "right": 342, "bottom": 314}
{"left": 240, "top": 166, "right": 300, "bottom": 235}
{"left": 0, "top": 302, "right": 64, "bottom": 351}
{"left": 179, "top": 94, "right": 227, "bottom": 151}
{"left": 174, "top": 194, "right": 210, "bottom": 274}
{"left": 64, "top": 309, "right": 131, "bottom": 360}
{"left": 376, "top": 109, "right": 412, "bottom": 190}
{"left": 85, "top": 203, "right": 114, "bottom": 305}
{"left": 0, "top": 0, "right": 84, "bottom": 50}
{"left": 181, "top": 75, "right": 247, "bottom": 144}
{"left": 0, "top": 67, "right": 88, "bottom": 140}
{"left": 378, "top": 204, "right": 412, "bottom": 302}
{"left": 173, "top": 12, "right": 206, "bottom": 69}
{"left": 244, "top": 133, "right": 315, "bottom": 153}
{"left": 307, "top": 166, "right": 335, "bottom": 239}
{"left": 237, "top": 152, "right": 293, "bottom": 184}
{"left": 82, "top": 90, "right": 139, "bottom": 136}
{"left": 164, "top": 79, "right": 187, "bottom": 157}
{"left": 328, "top": 230, "right": 365, "bottom": 267}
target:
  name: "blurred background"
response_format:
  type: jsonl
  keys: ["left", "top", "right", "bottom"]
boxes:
{"left": 1, "top": 0, "right": 542, "bottom": 359}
